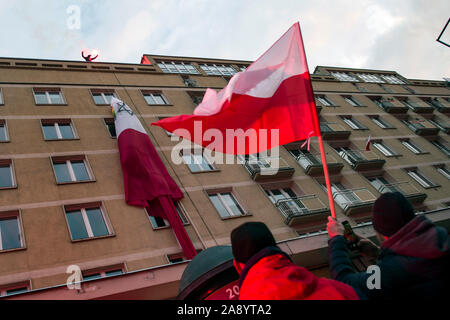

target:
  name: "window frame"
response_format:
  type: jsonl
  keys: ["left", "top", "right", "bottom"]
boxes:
{"left": 145, "top": 201, "right": 190, "bottom": 230}
{"left": 206, "top": 189, "right": 249, "bottom": 219}
{"left": 41, "top": 119, "right": 78, "bottom": 141}
{"left": 50, "top": 155, "right": 95, "bottom": 185}
{"left": 342, "top": 95, "right": 363, "bottom": 107}
{"left": 32, "top": 88, "right": 66, "bottom": 105}
{"left": 141, "top": 90, "right": 170, "bottom": 105}
{"left": 89, "top": 89, "right": 118, "bottom": 106}
{"left": 0, "top": 159, "right": 17, "bottom": 190}
{"left": 430, "top": 139, "right": 450, "bottom": 157}
{"left": 157, "top": 61, "right": 200, "bottom": 75}
{"left": 0, "top": 281, "right": 31, "bottom": 297}
{"left": 103, "top": 118, "right": 116, "bottom": 139}
{"left": 372, "top": 141, "right": 399, "bottom": 157}
{"left": 340, "top": 116, "right": 367, "bottom": 130}
{"left": 406, "top": 168, "right": 439, "bottom": 189}
{"left": 63, "top": 202, "right": 114, "bottom": 242}
{"left": 181, "top": 149, "right": 217, "bottom": 173}
{"left": 82, "top": 263, "right": 126, "bottom": 281}
{"left": 315, "top": 95, "right": 335, "bottom": 107}
{"left": 0, "top": 119, "right": 9, "bottom": 142}
{"left": 400, "top": 139, "right": 427, "bottom": 155}
{"left": 0, "top": 88, "right": 3, "bottom": 105}
{"left": 0, "top": 210, "right": 26, "bottom": 253}
{"left": 436, "top": 166, "right": 450, "bottom": 180}
{"left": 369, "top": 115, "right": 395, "bottom": 129}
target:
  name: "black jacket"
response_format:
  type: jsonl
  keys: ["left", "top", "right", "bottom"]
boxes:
{"left": 328, "top": 215, "right": 450, "bottom": 299}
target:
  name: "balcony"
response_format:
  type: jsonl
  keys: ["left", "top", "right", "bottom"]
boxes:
{"left": 275, "top": 195, "right": 330, "bottom": 226}
{"left": 243, "top": 157, "right": 295, "bottom": 182}
{"left": 320, "top": 123, "right": 351, "bottom": 140}
{"left": 425, "top": 98, "right": 450, "bottom": 113}
{"left": 337, "top": 149, "right": 386, "bottom": 171}
{"left": 294, "top": 152, "right": 344, "bottom": 175}
{"left": 402, "top": 120, "right": 440, "bottom": 136}
{"left": 377, "top": 182, "right": 427, "bottom": 204}
{"left": 372, "top": 98, "right": 408, "bottom": 114}
{"left": 429, "top": 118, "right": 450, "bottom": 134}
{"left": 400, "top": 99, "right": 434, "bottom": 114}
{"left": 333, "top": 188, "right": 377, "bottom": 215}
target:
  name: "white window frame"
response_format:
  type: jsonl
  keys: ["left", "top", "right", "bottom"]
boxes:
{"left": 436, "top": 167, "right": 450, "bottom": 180}
{"left": 0, "top": 120, "right": 9, "bottom": 142}
{"left": 331, "top": 72, "right": 359, "bottom": 82}
{"left": 0, "top": 214, "right": 24, "bottom": 251}
{"left": 370, "top": 116, "right": 393, "bottom": 129}
{"left": 65, "top": 206, "right": 111, "bottom": 240}
{"left": 52, "top": 159, "right": 92, "bottom": 183}
{"left": 146, "top": 202, "right": 189, "bottom": 229}
{"left": 0, "top": 162, "right": 16, "bottom": 189}
{"left": 372, "top": 141, "right": 397, "bottom": 157}
{"left": 381, "top": 75, "right": 405, "bottom": 84}
{"left": 157, "top": 61, "right": 200, "bottom": 74}
{"left": 208, "top": 192, "right": 246, "bottom": 218}
{"left": 431, "top": 140, "right": 450, "bottom": 157}
{"left": 401, "top": 140, "right": 424, "bottom": 154}
{"left": 343, "top": 96, "right": 362, "bottom": 107}
{"left": 200, "top": 64, "right": 237, "bottom": 76}
{"left": 407, "top": 170, "right": 436, "bottom": 188}
{"left": 356, "top": 73, "right": 385, "bottom": 83}
{"left": 33, "top": 89, "right": 66, "bottom": 105}
{"left": 42, "top": 121, "right": 76, "bottom": 140}
{"left": 342, "top": 117, "right": 366, "bottom": 130}
{"left": 91, "top": 91, "right": 117, "bottom": 105}
{"left": 316, "top": 96, "right": 334, "bottom": 106}
{"left": 142, "top": 92, "right": 169, "bottom": 105}
{"left": 182, "top": 150, "right": 216, "bottom": 172}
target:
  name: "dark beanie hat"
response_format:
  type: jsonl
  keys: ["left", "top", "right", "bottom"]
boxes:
{"left": 372, "top": 192, "right": 415, "bottom": 237}
{"left": 230, "top": 222, "right": 276, "bottom": 263}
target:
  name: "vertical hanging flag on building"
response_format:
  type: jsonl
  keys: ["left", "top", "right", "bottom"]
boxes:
{"left": 111, "top": 97, "right": 197, "bottom": 259}
{"left": 152, "top": 22, "right": 321, "bottom": 155}
{"left": 366, "top": 135, "right": 371, "bottom": 151}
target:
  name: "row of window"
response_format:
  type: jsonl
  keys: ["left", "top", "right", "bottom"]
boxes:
{"left": 156, "top": 60, "right": 245, "bottom": 76}
{"left": 0, "top": 88, "right": 170, "bottom": 106}
{"left": 330, "top": 71, "right": 406, "bottom": 84}
{"left": 315, "top": 94, "right": 450, "bottom": 111}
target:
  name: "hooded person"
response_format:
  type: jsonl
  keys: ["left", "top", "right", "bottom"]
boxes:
{"left": 230, "top": 221, "right": 359, "bottom": 300}
{"left": 327, "top": 192, "right": 450, "bottom": 300}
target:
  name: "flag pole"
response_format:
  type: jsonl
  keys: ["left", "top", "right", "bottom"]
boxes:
{"left": 296, "top": 22, "right": 337, "bottom": 219}
{"left": 317, "top": 136, "right": 337, "bottom": 219}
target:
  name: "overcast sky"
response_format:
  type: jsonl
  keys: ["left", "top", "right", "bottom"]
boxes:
{"left": 0, "top": 0, "right": 449, "bottom": 80}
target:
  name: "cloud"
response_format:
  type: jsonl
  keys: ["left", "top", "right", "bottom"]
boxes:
{"left": 0, "top": 0, "right": 448, "bottom": 80}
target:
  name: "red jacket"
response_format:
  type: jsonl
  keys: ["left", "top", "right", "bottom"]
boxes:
{"left": 238, "top": 247, "right": 359, "bottom": 300}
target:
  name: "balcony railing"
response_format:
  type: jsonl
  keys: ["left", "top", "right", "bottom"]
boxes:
{"left": 295, "top": 152, "right": 344, "bottom": 175}
{"left": 377, "top": 181, "right": 427, "bottom": 203}
{"left": 337, "top": 149, "right": 385, "bottom": 171}
{"left": 243, "top": 157, "right": 295, "bottom": 182}
{"left": 332, "top": 188, "right": 377, "bottom": 215}
{"left": 320, "top": 123, "right": 351, "bottom": 140}
{"left": 402, "top": 120, "right": 440, "bottom": 136}
{"left": 275, "top": 195, "right": 330, "bottom": 226}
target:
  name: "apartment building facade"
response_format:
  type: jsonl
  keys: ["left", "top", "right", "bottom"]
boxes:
{"left": 0, "top": 54, "right": 449, "bottom": 299}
